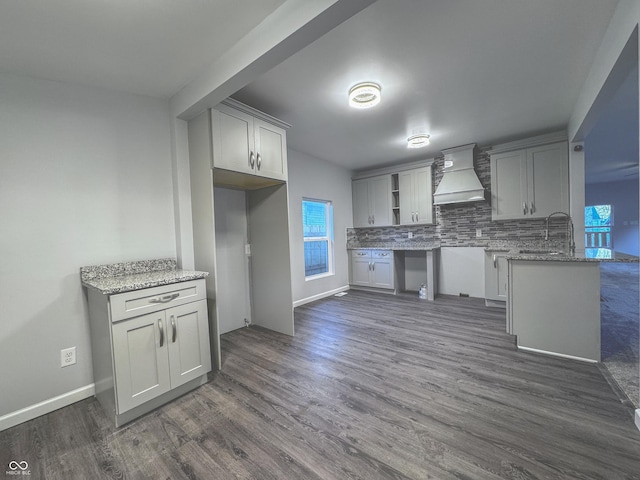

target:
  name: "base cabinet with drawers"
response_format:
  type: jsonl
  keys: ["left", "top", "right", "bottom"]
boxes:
{"left": 350, "top": 249, "right": 395, "bottom": 290}
{"left": 86, "top": 279, "right": 211, "bottom": 427}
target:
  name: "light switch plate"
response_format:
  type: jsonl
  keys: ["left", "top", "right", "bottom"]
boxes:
{"left": 476, "top": 228, "right": 482, "bottom": 238}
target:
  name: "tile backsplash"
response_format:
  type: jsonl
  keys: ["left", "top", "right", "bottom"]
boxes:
{"left": 347, "top": 148, "right": 570, "bottom": 251}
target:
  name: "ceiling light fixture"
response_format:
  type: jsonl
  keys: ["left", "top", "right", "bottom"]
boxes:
{"left": 407, "top": 134, "right": 430, "bottom": 148}
{"left": 348, "top": 82, "right": 381, "bottom": 109}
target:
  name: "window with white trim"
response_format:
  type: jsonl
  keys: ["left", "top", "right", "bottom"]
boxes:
{"left": 302, "top": 199, "right": 334, "bottom": 278}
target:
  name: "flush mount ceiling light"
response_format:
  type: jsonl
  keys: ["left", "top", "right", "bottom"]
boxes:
{"left": 348, "top": 82, "right": 381, "bottom": 109}
{"left": 407, "top": 134, "right": 430, "bottom": 148}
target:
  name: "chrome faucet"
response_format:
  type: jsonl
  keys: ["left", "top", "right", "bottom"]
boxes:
{"left": 545, "top": 211, "right": 575, "bottom": 256}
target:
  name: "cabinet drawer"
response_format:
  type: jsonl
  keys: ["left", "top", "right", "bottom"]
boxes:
{"left": 110, "top": 279, "right": 207, "bottom": 322}
{"left": 372, "top": 250, "right": 393, "bottom": 259}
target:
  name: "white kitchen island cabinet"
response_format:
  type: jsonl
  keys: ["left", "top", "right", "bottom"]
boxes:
{"left": 211, "top": 99, "right": 288, "bottom": 184}
{"left": 81, "top": 262, "right": 211, "bottom": 427}
{"left": 507, "top": 256, "right": 600, "bottom": 363}
{"left": 489, "top": 133, "right": 568, "bottom": 220}
{"left": 352, "top": 175, "right": 393, "bottom": 227}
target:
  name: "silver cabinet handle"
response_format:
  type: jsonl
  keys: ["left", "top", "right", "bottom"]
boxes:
{"left": 158, "top": 319, "right": 164, "bottom": 347}
{"left": 493, "top": 254, "right": 497, "bottom": 268}
{"left": 149, "top": 293, "right": 179, "bottom": 304}
{"left": 170, "top": 315, "right": 176, "bottom": 343}
{"left": 372, "top": 262, "right": 375, "bottom": 271}
{"left": 379, "top": 253, "right": 389, "bottom": 257}
{"left": 371, "top": 215, "right": 375, "bottom": 224}
{"left": 256, "top": 153, "right": 261, "bottom": 170}
{"left": 249, "top": 151, "right": 255, "bottom": 168}
{"left": 368, "top": 215, "right": 371, "bottom": 224}
{"left": 530, "top": 202, "right": 534, "bottom": 214}
{"left": 523, "top": 202, "right": 527, "bottom": 215}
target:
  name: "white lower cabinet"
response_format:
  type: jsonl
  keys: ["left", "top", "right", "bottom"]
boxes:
{"left": 484, "top": 251, "right": 508, "bottom": 306}
{"left": 112, "top": 300, "right": 210, "bottom": 414}
{"left": 87, "top": 279, "right": 211, "bottom": 426}
{"left": 350, "top": 250, "right": 394, "bottom": 290}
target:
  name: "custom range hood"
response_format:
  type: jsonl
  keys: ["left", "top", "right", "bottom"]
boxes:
{"left": 433, "top": 143, "right": 486, "bottom": 205}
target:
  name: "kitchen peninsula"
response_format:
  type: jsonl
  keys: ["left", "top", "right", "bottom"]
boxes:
{"left": 507, "top": 252, "right": 638, "bottom": 363}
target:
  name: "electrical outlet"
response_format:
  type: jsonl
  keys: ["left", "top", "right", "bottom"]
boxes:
{"left": 61, "top": 347, "right": 76, "bottom": 367}
{"left": 476, "top": 228, "right": 482, "bottom": 238}
{"left": 408, "top": 232, "right": 414, "bottom": 239}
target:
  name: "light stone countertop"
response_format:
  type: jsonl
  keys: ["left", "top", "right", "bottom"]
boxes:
{"left": 506, "top": 252, "right": 638, "bottom": 263}
{"left": 80, "top": 258, "right": 209, "bottom": 295}
{"left": 347, "top": 242, "right": 441, "bottom": 251}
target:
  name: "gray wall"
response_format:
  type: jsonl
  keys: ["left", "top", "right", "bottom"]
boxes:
{"left": 287, "top": 149, "right": 352, "bottom": 304}
{"left": 0, "top": 73, "right": 175, "bottom": 418}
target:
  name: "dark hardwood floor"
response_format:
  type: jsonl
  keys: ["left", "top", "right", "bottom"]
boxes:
{"left": 2, "top": 291, "right": 640, "bottom": 479}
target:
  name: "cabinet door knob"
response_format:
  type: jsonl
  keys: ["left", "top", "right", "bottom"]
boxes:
{"left": 256, "top": 153, "right": 262, "bottom": 170}
{"left": 249, "top": 151, "right": 255, "bottom": 168}
{"left": 158, "top": 319, "right": 164, "bottom": 347}
{"left": 171, "top": 315, "right": 177, "bottom": 343}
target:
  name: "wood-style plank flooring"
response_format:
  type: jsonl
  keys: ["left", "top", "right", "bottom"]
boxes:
{"left": 2, "top": 291, "right": 640, "bottom": 479}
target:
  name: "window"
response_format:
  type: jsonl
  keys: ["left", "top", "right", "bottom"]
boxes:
{"left": 302, "top": 199, "right": 334, "bottom": 278}
{"left": 585, "top": 204, "right": 613, "bottom": 258}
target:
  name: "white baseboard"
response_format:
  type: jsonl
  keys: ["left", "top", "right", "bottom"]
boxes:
{"left": 635, "top": 409, "right": 640, "bottom": 432}
{"left": 517, "top": 346, "right": 599, "bottom": 364}
{"left": 0, "top": 384, "right": 95, "bottom": 432}
{"left": 293, "top": 285, "right": 350, "bottom": 307}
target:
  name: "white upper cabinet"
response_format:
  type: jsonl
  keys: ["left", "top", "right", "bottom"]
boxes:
{"left": 490, "top": 134, "right": 568, "bottom": 220}
{"left": 211, "top": 100, "right": 288, "bottom": 182}
{"left": 352, "top": 175, "right": 392, "bottom": 227}
{"left": 398, "top": 166, "right": 433, "bottom": 225}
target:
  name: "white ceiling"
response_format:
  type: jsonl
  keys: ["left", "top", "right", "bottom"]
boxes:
{"left": 0, "top": 0, "right": 286, "bottom": 98}
{"left": 2, "top": 0, "right": 632, "bottom": 182}
{"left": 232, "top": 0, "right": 621, "bottom": 171}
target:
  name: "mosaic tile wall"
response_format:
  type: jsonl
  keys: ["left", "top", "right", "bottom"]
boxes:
{"left": 347, "top": 148, "right": 571, "bottom": 251}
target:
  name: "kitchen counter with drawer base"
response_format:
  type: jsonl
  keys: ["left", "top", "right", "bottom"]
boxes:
{"left": 348, "top": 244, "right": 440, "bottom": 301}
{"left": 81, "top": 259, "right": 211, "bottom": 427}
